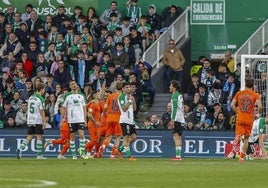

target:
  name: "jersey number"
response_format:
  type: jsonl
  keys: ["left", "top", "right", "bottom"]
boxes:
{"left": 241, "top": 99, "right": 252, "bottom": 112}
{"left": 29, "top": 102, "right": 35, "bottom": 114}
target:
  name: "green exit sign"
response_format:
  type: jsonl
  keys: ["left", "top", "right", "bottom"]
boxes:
{"left": 191, "top": 0, "right": 225, "bottom": 25}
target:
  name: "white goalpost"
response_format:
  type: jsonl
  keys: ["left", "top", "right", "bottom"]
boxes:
{"left": 241, "top": 54, "right": 268, "bottom": 116}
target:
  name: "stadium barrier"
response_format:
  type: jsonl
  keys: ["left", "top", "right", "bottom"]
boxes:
{"left": 0, "top": 129, "right": 238, "bottom": 158}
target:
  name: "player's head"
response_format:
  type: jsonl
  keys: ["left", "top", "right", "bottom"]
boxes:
{"left": 245, "top": 77, "right": 254, "bottom": 89}
{"left": 69, "top": 80, "right": 78, "bottom": 91}
{"left": 122, "top": 81, "right": 131, "bottom": 94}
{"left": 169, "top": 80, "right": 181, "bottom": 93}
{"left": 35, "top": 82, "right": 46, "bottom": 95}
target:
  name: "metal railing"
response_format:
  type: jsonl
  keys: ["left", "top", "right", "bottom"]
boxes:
{"left": 142, "top": 7, "right": 190, "bottom": 68}
{"left": 234, "top": 19, "right": 268, "bottom": 64}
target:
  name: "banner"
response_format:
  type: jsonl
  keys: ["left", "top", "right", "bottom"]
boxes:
{"left": 0, "top": 129, "right": 236, "bottom": 158}
{"left": 190, "top": 0, "right": 225, "bottom": 25}
{"left": 0, "top": 0, "right": 98, "bottom": 17}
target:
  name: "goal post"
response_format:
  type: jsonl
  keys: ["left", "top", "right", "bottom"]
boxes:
{"left": 240, "top": 54, "right": 268, "bottom": 117}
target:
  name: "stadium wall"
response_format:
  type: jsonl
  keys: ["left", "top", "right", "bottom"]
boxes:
{"left": 0, "top": 129, "right": 235, "bottom": 158}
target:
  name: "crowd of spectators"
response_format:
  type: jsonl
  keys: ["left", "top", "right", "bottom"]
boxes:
{"left": 0, "top": 1, "right": 183, "bottom": 128}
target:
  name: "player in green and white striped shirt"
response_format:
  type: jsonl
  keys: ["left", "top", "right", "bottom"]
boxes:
{"left": 169, "top": 80, "right": 185, "bottom": 161}
{"left": 16, "top": 82, "right": 47, "bottom": 159}
{"left": 246, "top": 117, "right": 268, "bottom": 159}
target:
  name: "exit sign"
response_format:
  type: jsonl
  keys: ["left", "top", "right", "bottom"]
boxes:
{"left": 191, "top": 0, "right": 225, "bottom": 25}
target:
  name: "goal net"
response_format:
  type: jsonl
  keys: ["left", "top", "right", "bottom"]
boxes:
{"left": 241, "top": 54, "right": 268, "bottom": 117}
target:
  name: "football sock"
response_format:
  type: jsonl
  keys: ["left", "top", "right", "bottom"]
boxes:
{"left": 61, "top": 143, "right": 69, "bottom": 155}
{"left": 19, "top": 139, "right": 28, "bottom": 150}
{"left": 176, "top": 146, "right": 182, "bottom": 157}
{"left": 240, "top": 151, "right": 246, "bottom": 159}
{"left": 118, "top": 144, "right": 124, "bottom": 152}
{"left": 36, "top": 140, "right": 43, "bottom": 157}
{"left": 124, "top": 146, "right": 131, "bottom": 158}
{"left": 70, "top": 141, "right": 76, "bottom": 156}
{"left": 232, "top": 135, "right": 241, "bottom": 153}
{"left": 111, "top": 147, "right": 117, "bottom": 155}
{"left": 79, "top": 139, "right": 86, "bottom": 155}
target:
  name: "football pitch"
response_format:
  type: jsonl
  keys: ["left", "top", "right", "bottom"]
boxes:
{"left": 0, "top": 158, "right": 267, "bottom": 188}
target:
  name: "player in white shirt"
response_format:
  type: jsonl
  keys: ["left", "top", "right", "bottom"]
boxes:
{"left": 117, "top": 81, "right": 137, "bottom": 160}
{"left": 16, "top": 82, "right": 47, "bottom": 159}
{"left": 61, "top": 80, "right": 88, "bottom": 159}
{"left": 246, "top": 117, "right": 268, "bottom": 160}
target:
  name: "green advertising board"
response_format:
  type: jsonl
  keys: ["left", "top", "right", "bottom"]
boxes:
{"left": 190, "top": 0, "right": 225, "bottom": 25}
{"left": 0, "top": 0, "right": 98, "bottom": 18}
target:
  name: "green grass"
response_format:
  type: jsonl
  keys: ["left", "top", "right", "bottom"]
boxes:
{"left": 0, "top": 158, "right": 268, "bottom": 188}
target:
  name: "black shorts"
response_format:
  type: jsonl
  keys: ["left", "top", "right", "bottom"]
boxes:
{"left": 172, "top": 121, "right": 183, "bottom": 136}
{"left": 246, "top": 138, "right": 259, "bottom": 155}
{"left": 69, "top": 123, "right": 85, "bottom": 133}
{"left": 120, "top": 123, "right": 137, "bottom": 136}
{"left": 27, "top": 124, "right": 44, "bottom": 135}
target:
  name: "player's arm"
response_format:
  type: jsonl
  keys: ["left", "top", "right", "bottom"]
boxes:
{"left": 40, "top": 109, "right": 46, "bottom": 129}
{"left": 83, "top": 105, "right": 87, "bottom": 127}
{"left": 231, "top": 98, "right": 238, "bottom": 114}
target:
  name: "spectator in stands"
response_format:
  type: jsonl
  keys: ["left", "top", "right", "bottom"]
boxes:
{"left": 11, "top": 91, "right": 22, "bottom": 112}
{"left": 145, "top": 30, "right": 156, "bottom": 49}
{"left": 184, "top": 103, "right": 193, "bottom": 129}
{"left": 0, "top": 100, "right": 16, "bottom": 128}
{"left": 217, "top": 63, "right": 230, "bottom": 84}
{"left": 45, "top": 93, "right": 57, "bottom": 127}
{"left": 45, "top": 74, "right": 58, "bottom": 95}
{"left": 15, "top": 100, "right": 27, "bottom": 127}
{"left": 126, "top": 0, "right": 142, "bottom": 25}
{"left": 15, "top": 71, "right": 27, "bottom": 92}
{"left": 123, "top": 35, "right": 136, "bottom": 68}
{"left": 207, "top": 85, "right": 221, "bottom": 112}
{"left": 133, "top": 61, "right": 155, "bottom": 107}
{"left": 0, "top": 32, "right": 22, "bottom": 59}
{"left": 3, "top": 80, "right": 15, "bottom": 101}
{"left": 70, "top": 6, "right": 82, "bottom": 26}
{"left": 222, "top": 51, "right": 235, "bottom": 73}
{"left": 52, "top": 6, "right": 69, "bottom": 28}
{"left": 198, "top": 83, "right": 208, "bottom": 106}
{"left": 100, "top": 1, "right": 122, "bottom": 26}
{"left": 211, "top": 102, "right": 228, "bottom": 127}
{"left": 2, "top": 22, "right": 13, "bottom": 42}
{"left": 120, "top": 16, "right": 132, "bottom": 37}
{"left": 54, "top": 60, "right": 72, "bottom": 90}
{"left": 146, "top": 4, "right": 162, "bottom": 38}
{"left": 113, "top": 27, "right": 124, "bottom": 43}
{"left": 86, "top": 7, "right": 97, "bottom": 29}
{"left": 162, "top": 39, "right": 185, "bottom": 85}
{"left": 197, "top": 58, "right": 215, "bottom": 85}
{"left": 212, "top": 111, "right": 231, "bottom": 130}
{"left": 1, "top": 52, "right": 16, "bottom": 75}
{"left": 0, "top": 92, "right": 3, "bottom": 111}
{"left": 26, "top": 10, "right": 43, "bottom": 35}
{"left": 33, "top": 52, "right": 49, "bottom": 79}
{"left": 75, "top": 15, "right": 87, "bottom": 35}
{"left": 160, "top": 5, "right": 182, "bottom": 33}
{"left": 5, "top": 5, "right": 15, "bottom": 25}
{"left": 47, "top": 24, "right": 58, "bottom": 44}
{"left": 105, "top": 62, "right": 118, "bottom": 87}
{"left": 128, "top": 26, "right": 143, "bottom": 63}
{"left": 0, "top": 72, "right": 10, "bottom": 92}
{"left": 44, "top": 43, "right": 59, "bottom": 65}
{"left": 188, "top": 101, "right": 213, "bottom": 130}
{"left": 0, "top": 12, "right": 7, "bottom": 46}
{"left": 140, "top": 116, "right": 155, "bottom": 129}
{"left": 13, "top": 12, "right": 22, "bottom": 32}
{"left": 129, "top": 72, "right": 143, "bottom": 97}
{"left": 21, "top": 4, "right": 33, "bottom": 22}
{"left": 129, "top": 81, "right": 141, "bottom": 118}
{"left": 204, "top": 69, "right": 221, "bottom": 92}
{"left": 15, "top": 22, "right": 30, "bottom": 47}
{"left": 19, "top": 78, "right": 33, "bottom": 101}
{"left": 136, "top": 15, "right": 151, "bottom": 52}
{"left": 25, "top": 42, "right": 41, "bottom": 63}
{"left": 111, "top": 42, "right": 129, "bottom": 72}
{"left": 91, "top": 70, "right": 107, "bottom": 92}
{"left": 107, "top": 13, "right": 120, "bottom": 35}
{"left": 151, "top": 114, "right": 163, "bottom": 129}
{"left": 161, "top": 102, "right": 172, "bottom": 129}
{"left": 68, "top": 51, "right": 92, "bottom": 90}
{"left": 186, "top": 73, "right": 202, "bottom": 101}
{"left": 44, "top": 15, "right": 53, "bottom": 32}
{"left": 90, "top": 15, "right": 102, "bottom": 53}
{"left": 101, "top": 34, "right": 115, "bottom": 55}
{"left": 10, "top": 61, "right": 25, "bottom": 81}
{"left": 219, "top": 73, "right": 238, "bottom": 114}
{"left": 20, "top": 52, "right": 33, "bottom": 78}
{"left": 55, "top": 33, "right": 69, "bottom": 58}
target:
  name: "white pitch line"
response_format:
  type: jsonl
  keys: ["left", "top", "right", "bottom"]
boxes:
{"left": 0, "top": 178, "right": 57, "bottom": 187}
